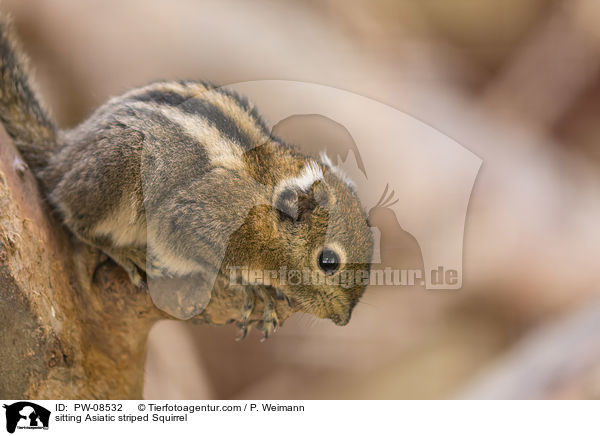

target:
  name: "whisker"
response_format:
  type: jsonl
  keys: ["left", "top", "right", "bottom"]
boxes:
{"left": 374, "top": 183, "right": 389, "bottom": 208}
{"left": 383, "top": 188, "right": 395, "bottom": 206}
{"left": 382, "top": 198, "right": 398, "bottom": 208}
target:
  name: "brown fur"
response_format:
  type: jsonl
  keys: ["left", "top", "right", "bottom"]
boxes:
{"left": 0, "top": 17, "right": 373, "bottom": 340}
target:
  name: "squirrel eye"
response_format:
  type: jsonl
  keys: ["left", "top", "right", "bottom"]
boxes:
{"left": 318, "top": 248, "right": 340, "bottom": 275}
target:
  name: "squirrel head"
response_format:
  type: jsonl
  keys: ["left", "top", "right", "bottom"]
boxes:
{"left": 226, "top": 148, "right": 373, "bottom": 326}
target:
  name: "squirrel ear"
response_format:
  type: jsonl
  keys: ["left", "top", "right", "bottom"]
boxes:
{"left": 275, "top": 186, "right": 318, "bottom": 223}
{"left": 296, "top": 191, "right": 318, "bottom": 222}
{"left": 275, "top": 186, "right": 299, "bottom": 221}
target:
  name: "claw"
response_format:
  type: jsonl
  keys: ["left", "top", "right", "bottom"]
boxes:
{"left": 274, "top": 288, "right": 291, "bottom": 306}
{"left": 282, "top": 293, "right": 291, "bottom": 306}
{"left": 235, "top": 286, "right": 256, "bottom": 341}
{"left": 236, "top": 286, "right": 282, "bottom": 341}
{"left": 241, "top": 288, "right": 255, "bottom": 323}
{"left": 260, "top": 315, "right": 278, "bottom": 341}
{"left": 258, "top": 288, "right": 279, "bottom": 341}
{"left": 235, "top": 322, "right": 249, "bottom": 341}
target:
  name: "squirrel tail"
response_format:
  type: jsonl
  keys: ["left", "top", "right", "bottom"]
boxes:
{"left": 0, "top": 16, "right": 57, "bottom": 172}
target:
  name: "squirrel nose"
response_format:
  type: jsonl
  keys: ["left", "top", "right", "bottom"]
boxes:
{"left": 330, "top": 311, "right": 351, "bottom": 326}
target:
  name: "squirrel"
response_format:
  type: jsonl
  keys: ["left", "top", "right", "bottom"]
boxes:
{"left": 0, "top": 17, "right": 373, "bottom": 339}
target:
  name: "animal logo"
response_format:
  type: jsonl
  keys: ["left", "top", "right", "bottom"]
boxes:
{"left": 232, "top": 80, "right": 482, "bottom": 289}
{"left": 2, "top": 402, "right": 50, "bottom": 434}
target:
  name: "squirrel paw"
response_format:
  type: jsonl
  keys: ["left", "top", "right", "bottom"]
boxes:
{"left": 235, "top": 286, "right": 280, "bottom": 341}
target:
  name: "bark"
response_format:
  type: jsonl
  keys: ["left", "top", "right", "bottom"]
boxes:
{"left": 0, "top": 127, "right": 293, "bottom": 399}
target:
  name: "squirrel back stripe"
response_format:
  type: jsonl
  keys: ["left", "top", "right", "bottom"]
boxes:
{"left": 126, "top": 81, "right": 269, "bottom": 150}
{"left": 174, "top": 80, "right": 271, "bottom": 139}
{"left": 0, "top": 17, "right": 56, "bottom": 173}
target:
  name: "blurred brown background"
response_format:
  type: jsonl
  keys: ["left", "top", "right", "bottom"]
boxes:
{"left": 4, "top": 0, "right": 600, "bottom": 399}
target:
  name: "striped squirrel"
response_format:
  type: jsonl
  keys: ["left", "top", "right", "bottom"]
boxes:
{"left": 0, "top": 18, "right": 373, "bottom": 339}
